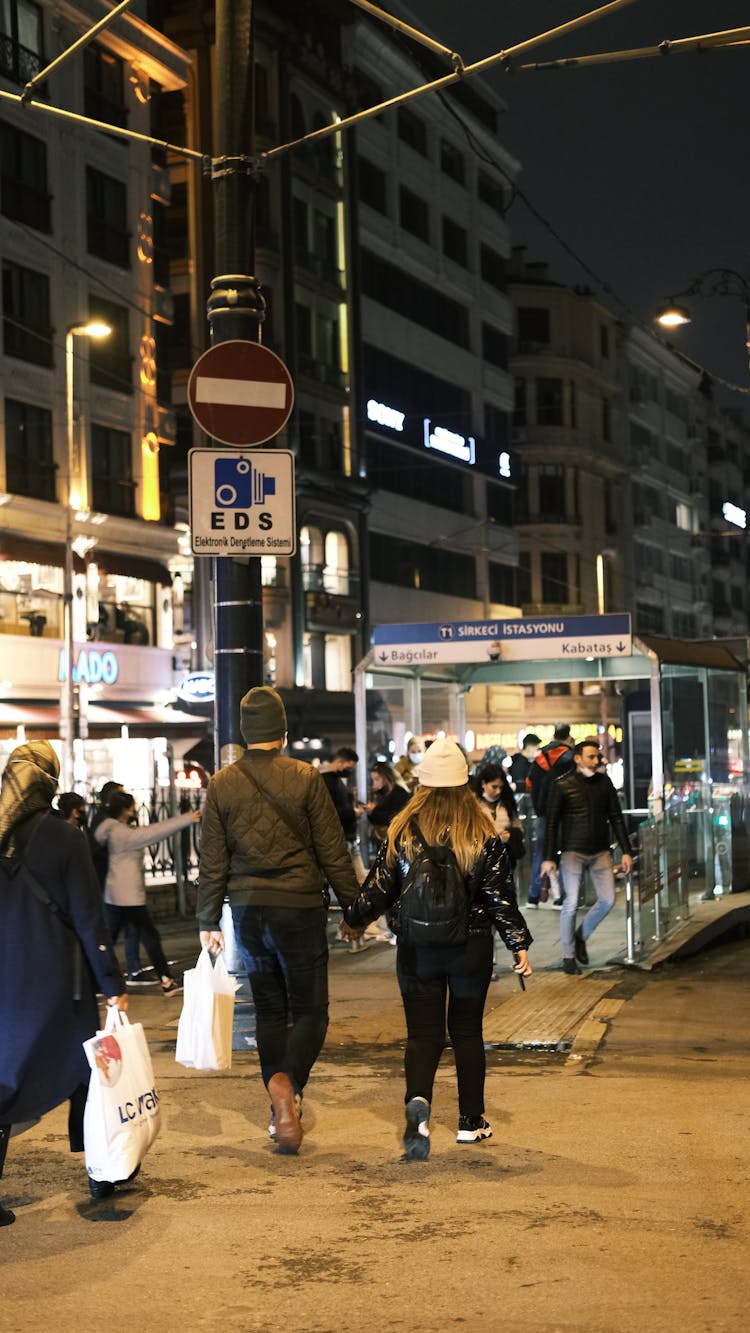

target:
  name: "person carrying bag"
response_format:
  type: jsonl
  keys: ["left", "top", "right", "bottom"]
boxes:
{"left": 83, "top": 1007, "right": 161, "bottom": 1194}
{"left": 176, "top": 948, "right": 239, "bottom": 1071}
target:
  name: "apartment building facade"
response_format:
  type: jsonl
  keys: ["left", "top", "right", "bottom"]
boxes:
{"left": 0, "top": 0, "right": 195, "bottom": 775}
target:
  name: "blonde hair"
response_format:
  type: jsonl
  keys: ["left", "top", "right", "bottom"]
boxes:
{"left": 385, "top": 785, "right": 497, "bottom": 875}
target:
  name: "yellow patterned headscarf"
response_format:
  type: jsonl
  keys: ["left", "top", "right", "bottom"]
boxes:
{"left": 0, "top": 740, "right": 59, "bottom": 857}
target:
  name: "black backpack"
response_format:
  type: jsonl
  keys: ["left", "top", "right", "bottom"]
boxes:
{"left": 396, "top": 823, "right": 469, "bottom": 948}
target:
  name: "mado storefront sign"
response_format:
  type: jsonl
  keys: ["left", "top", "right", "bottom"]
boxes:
{"left": 177, "top": 671, "right": 215, "bottom": 708}
{"left": 58, "top": 647, "right": 119, "bottom": 685}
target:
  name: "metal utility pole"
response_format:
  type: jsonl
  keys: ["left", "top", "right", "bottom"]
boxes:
{"left": 209, "top": 0, "right": 265, "bottom": 767}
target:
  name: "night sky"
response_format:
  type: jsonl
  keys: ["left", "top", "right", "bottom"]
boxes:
{"left": 404, "top": 1, "right": 750, "bottom": 405}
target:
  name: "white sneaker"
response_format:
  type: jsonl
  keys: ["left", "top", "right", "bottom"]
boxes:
{"left": 456, "top": 1116, "right": 493, "bottom": 1144}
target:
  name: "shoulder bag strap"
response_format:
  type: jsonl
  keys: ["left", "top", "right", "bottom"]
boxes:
{"left": 240, "top": 765, "right": 312, "bottom": 856}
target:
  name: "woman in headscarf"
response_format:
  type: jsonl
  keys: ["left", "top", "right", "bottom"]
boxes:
{"left": 0, "top": 742, "right": 127, "bottom": 1225}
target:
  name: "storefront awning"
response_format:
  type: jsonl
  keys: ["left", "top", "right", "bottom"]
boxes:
{"left": 0, "top": 702, "right": 206, "bottom": 739}
{"left": 0, "top": 536, "right": 171, "bottom": 585}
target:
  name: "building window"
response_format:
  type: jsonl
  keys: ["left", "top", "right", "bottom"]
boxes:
{"left": 361, "top": 249, "right": 470, "bottom": 349}
{"left": 489, "top": 562, "right": 516, "bottom": 605}
{"left": 482, "top": 323, "right": 507, "bottom": 370}
{"left": 86, "top": 167, "right": 129, "bottom": 268}
{"left": 442, "top": 216, "right": 467, "bottom": 266}
{"left": 84, "top": 44, "right": 127, "bottom": 128}
{"left": 480, "top": 245, "right": 506, "bottom": 292}
{"left": 540, "top": 551, "right": 568, "bottom": 603}
{"left": 602, "top": 396, "right": 611, "bottom": 442}
{"left": 600, "top": 324, "right": 610, "bottom": 358}
{"left": 513, "top": 377, "right": 526, "bottom": 427}
{"left": 88, "top": 296, "right": 132, "bottom": 394}
{"left": 357, "top": 156, "right": 387, "bottom": 213}
{"left": 0, "top": 0, "right": 42, "bottom": 85}
{"left": 400, "top": 186, "right": 429, "bottom": 242}
{"left": 289, "top": 93, "right": 305, "bottom": 139}
{"left": 536, "top": 377, "right": 564, "bottom": 425}
{"left": 517, "top": 550, "right": 532, "bottom": 604}
{"left": 636, "top": 601, "right": 664, "bottom": 634}
{"left": 538, "top": 464, "right": 566, "bottom": 519}
{"left": 2, "top": 260, "right": 52, "bottom": 366}
{"left": 440, "top": 139, "right": 465, "bottom": 184}
{"left": 517, "top": 307, "right": 550, "bottom": 345}
{"left": 477, "top": 171, "right": 505, "bottom": 215}
{"left": 0, "top": 122, "right": 50, "bottom": 231}
{"left": 486, "top": 483, "right": 514, "bottom": 526}
{"left": 397, "top": 106, "right": 427, "bottom": 155}
{"left": 3, "top": 397, "right": 55, "bottom": 501}
{"left": 366, "top": 438, "right": 467, "bottom": 513}
{"left": 369, "top": 532, "right": 476, "bottom": 599}
{"left": 90, "top": 423, "right": 135, "bottom": 517}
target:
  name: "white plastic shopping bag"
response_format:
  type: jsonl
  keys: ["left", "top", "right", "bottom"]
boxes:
{"left": 175, "top": 948, "right": 238, "bottom": 1071}
{"left": 83, "top": 1008, "right": 161, "bottom": 1183}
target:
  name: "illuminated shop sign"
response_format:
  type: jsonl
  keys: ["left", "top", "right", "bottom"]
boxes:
{"left": 499, "top": 451, "right": 512, "bottom": 479}
{"left": 58, "top": 648, "right": 119, "bottom": 685}
{"left": 722, "top": 501, "right": 747, "bottom": 530}
{"left": 423, "top": 419, "right": 476, "bottom": 465}
{"left": 177, "top": 671, "right": 215, "bottom": 705}
{"left": 366, "top": 399, "right": 405, "bottom": 432}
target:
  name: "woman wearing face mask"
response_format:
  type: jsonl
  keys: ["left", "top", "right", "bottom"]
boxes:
{"left": 94, "top": 790, "right": 200, "bottom": 996}
{"left": 394, "top": 738, "right": 425, "bottom": 793}
{"left": 471, "top": 764, "right": 525, "bottom": 868}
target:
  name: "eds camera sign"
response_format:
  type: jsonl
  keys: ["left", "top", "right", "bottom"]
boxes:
{"left": 188, "top": 448, "right": 296, "bottom": 556}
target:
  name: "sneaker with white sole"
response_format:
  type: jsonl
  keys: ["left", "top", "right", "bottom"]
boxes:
{"left": 161, "top": 978, "right": 183, "bottom": 995}
{"left": 456, "top": 1115, "right": 493, "bottom": 1144}
{"left": 403, "top": 1096, "right": 431, "bottom": 1160}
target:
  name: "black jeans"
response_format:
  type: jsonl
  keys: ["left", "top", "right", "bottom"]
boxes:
{"left": 104, "top": 904, "right": 171, "bottom": 979}
{"left": 231, "top": 904, "right": 329, "bottom": 1096}
{"left": 397, "top": 932, "right": 494, "bottom": 1119}
{"left": 0, "top": 1082, "right": 88, "bottom": 1172}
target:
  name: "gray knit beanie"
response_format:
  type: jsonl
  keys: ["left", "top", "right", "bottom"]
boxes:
{"left": 240, "top": 686, "right": 287, "bottom": 744}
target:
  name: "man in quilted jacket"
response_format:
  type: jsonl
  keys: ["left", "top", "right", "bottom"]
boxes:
{"left": 197, "top": 687, "right": 361, "bottom": 1153}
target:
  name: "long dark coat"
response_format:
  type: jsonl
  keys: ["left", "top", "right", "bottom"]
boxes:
{"left": 0, "top": 812, "right": 125, "bottom": 1126}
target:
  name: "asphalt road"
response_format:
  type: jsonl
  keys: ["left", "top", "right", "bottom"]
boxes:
{"left": 2, "top": 937, "right": 749, "bottom": 1332}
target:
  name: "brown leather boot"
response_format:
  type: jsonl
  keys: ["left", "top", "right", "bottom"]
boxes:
{"left": 267, "top": 1073, "right": 303, "bottom": 1155}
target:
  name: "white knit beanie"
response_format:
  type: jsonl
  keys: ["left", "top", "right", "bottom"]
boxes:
{"left": 418, "top": 738, "right": 468, "bottom": 788}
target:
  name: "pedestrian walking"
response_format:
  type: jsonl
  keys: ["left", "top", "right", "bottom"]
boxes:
{"left": 362, "top": 761, "right": 409, "bottom": 943}
{"left": 56, "top": 791, "right": 88, "bottom": 828}
{"left": 0, "top": 741, "right": 127, "bottom": 1226}
{"left": 196, "top": 686, "right": 361, "bottom": 1155}
{"left": 394, "top": 736, "right": 426, "bottom": 792}
{"left": 320, "top": 746, "right": 367, "bottom": 883}
{"left": 344, "top": 737, "right": 532, "bottom": 1161}
{"left": 541, "top": 740, "right": 634, "bottom": 974}
{"left": 88, "top": 779, "right": 146, "bottom": 981}
{"left": 471, "top": 763, "right": 525, "bottom": 866}
{"left": 507, "top": 733, "right": 541, "bottom": 794}
{"left": 526, "top": 723, "right": 575, "bottom": 907}
{"left": 95, "top": 791, "right": 198, "bottom": 994}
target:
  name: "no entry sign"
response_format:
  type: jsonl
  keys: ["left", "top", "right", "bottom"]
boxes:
{"left": 187, "top": 340, "right": 294, "bottom": 447}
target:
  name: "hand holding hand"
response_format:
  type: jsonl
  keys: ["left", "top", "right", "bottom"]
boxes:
{"left": 200, "top": 929, "right": 225, "bottom": 955}
{"left": 339, "top": 919, "right": 364, "bottom": 942}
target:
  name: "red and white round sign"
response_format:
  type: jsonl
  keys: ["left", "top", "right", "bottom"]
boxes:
{"left": 187, "top": 340, "right": 294, "bottom": 447}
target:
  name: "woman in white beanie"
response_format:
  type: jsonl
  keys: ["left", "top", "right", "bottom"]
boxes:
{"left": 344, "top": 737, "right": 532, "bottom": 1160}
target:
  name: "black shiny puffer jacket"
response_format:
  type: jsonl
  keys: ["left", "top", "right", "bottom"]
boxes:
{"left": 344, "top": 834, "right": 533, "bottom": 954}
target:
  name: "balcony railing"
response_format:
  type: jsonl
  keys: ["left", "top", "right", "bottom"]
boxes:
{"left": 91, "top": 476, "right": 137, "bottom": 518}
{"left": 302, "top": 563, "right": 360, "bottom": 599}
{"left": 0, "top": 35, "right": 42, "bottom": 86}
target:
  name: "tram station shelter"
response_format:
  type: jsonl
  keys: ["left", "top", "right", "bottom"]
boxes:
{"left": 353, "top": 615, "right": 749, "bottom": 806}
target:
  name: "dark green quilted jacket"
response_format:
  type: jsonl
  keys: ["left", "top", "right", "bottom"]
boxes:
{"left": 197, "top": 748, "right": 360, "bottom": 928}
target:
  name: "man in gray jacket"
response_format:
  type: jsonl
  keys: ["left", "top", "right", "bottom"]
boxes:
{"left": 197, "top": 687, "right": 361, "bottom": 1153}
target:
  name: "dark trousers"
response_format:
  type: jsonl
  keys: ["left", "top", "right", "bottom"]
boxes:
{"left": 231, "top": 904, "right": 329, "bottom": 1096}
{"left": 0, "top": 1081, "right": 88, "bottom": 1174}
{"left": 104, "top": 904, "right": 170, "bottom": 979}
{"left": 397, "top": 932, "right": 494, "bottom": 1119}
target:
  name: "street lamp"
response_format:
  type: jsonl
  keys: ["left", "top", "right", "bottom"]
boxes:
{"left": 61, "top": 320, "right": 111, "bottom": 790}
{"left": 655, "top": 268, "right": 750, "bottom": 370}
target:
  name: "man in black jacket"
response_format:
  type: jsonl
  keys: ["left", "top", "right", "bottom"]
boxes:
{"left": 541, "top": 740, "right": 633, "bottom": 974}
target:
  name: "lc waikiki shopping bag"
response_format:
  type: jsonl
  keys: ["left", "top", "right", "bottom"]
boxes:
{"left": 175, "top": 948, "right": 238, "bottom": 1071}
{"left": 83, "top": 1008, "right": 161, "bottom": 1183}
